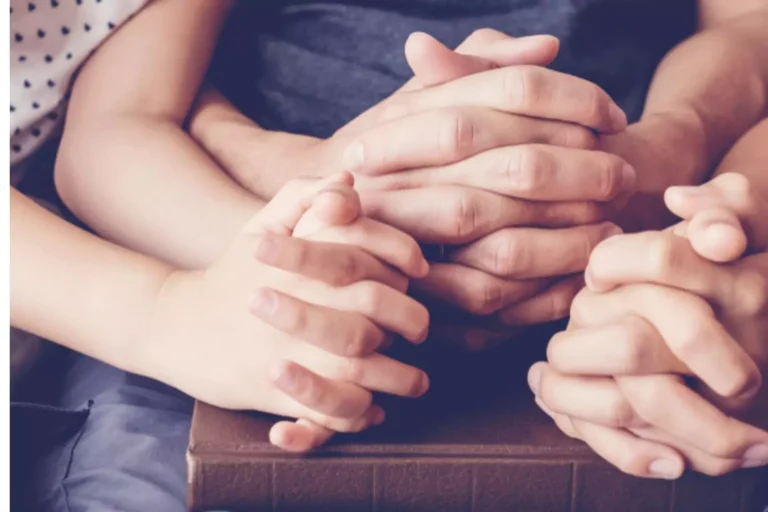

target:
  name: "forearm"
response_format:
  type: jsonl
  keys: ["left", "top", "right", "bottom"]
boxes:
{"left": 713, "top": 117, "right": 768, "bottom": 246}
{"left": 10, "top": 188, "right": 169, "bottom": 374}
{"left": 56, "top": 0, "right": 257, "bottom": 268}
{"left": 57, "top": 116, "right": 262, "bottom": 268}
{"left": 615, "top": 10, "right": 768, "bottom": 192}
{"left": 189, "top": 88, "right": 321, "bottom": 199}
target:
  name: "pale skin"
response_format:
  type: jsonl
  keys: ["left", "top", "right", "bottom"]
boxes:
{"left": 531, "top": 118, "right": 768, "bottom": 478}
{"left": 15, "top": 0, "right": 434, "bottom": 451}
{"left": 20, "top": 0, "right": 768, "bottom": 458}
{"left": 189, "top": 0, "right": 768, "bottom": 349}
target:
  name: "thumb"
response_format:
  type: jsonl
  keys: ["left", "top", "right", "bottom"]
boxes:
{"left": 243, "top": 172, "right": 358, "bottom": 235}
{"left": 674, "top": 207, "right": 748, "bottom": 263}
{"left": 404, "top": 31, "right": 560, "bottom": 90}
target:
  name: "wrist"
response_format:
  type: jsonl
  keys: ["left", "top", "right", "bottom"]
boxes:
{"left": 135, "top": 268, "right": 204, "bottom": 383}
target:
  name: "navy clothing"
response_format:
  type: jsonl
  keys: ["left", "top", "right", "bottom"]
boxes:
{"left": 15, "top": 1, "right": 696, "bottom": 510}
{"left": 213, "top": 0, "right": 695, "bottom": 138}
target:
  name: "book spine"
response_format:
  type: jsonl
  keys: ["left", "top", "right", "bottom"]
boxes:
{"left": 188, "top": 455, "right": 768, "bottom": 512}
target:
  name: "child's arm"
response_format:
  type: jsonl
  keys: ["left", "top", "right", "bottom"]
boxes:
{"left": 12, "top": 178, "right": 429, "bottom": 441}
{"left": 55, "top": 0, "right": 258, "bottom": 269}
{"left": 11, "top": 187, "right": 172, "bottom": 370}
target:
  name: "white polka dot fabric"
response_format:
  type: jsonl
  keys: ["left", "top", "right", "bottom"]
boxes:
{"left": 9, "top": 0, "right": 150, "bottom": 181}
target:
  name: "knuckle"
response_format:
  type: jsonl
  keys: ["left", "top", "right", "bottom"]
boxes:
{"left": 717, "top": 172, "right": 753, "bottom": 205}
{"left": 492, "top": 233, "right": 526, "bottom": 276}
{"left": 284, "top": 301, "right": 309, "bottom": 334}
{"left": 357, "top": 281, "right": 386, "bottom": 314}
{"left": 438, "top": 109, "right": 477, "bottom": 159}
{"left": 708, "top": 432, "right": 743, "bottom": 459}
{"left": 616, "top": 318, "right": 651, "bottom": 374}
{"left": 648, "top": 234, "right": 684, "bottom": 281}
{"left": 673, "top": 306, "right": 717, "bottom": 362}
{"left": 563, "top": 126, "right": 598, "bottom": 149}
{"left": 467, "top": 28, "right": 501, "bottom": 44}
{"left": 605, "top": 395, "right": 638, "bottom": 428}
{"left": 509, "top": 146, "right": 549, "bottom": 193}
{"left": 735, "top": 269, "right": 768, "bottom": 317}
{"left": 595, "top": 156, "right": 625, "bottom": 200}
{"left": 473, "top": 279, "right": 504, "bottom": 315}
{"left": 503, "top": 67, "right": 539, "bottom": 110}
{"left": 330, "top": 251, "right": 359, "bottom": 286}
{"left": 341, "top": 358, "right": 365, "bottom": 384}
{"left": 344, "top": 326, "right": 373, "bottom": 357}
{"left": 630, "top": 378, "right": 671, "bottom": 424}
{"left": 582, "top": 85, "right": 606, "bottom": 127}
{"left": 449, "top": 194, "right": 481, "bottom": 240}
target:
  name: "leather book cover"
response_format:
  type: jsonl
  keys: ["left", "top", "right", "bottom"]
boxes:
{"left": 187, "top": 326, "right": 768, "bottom": 512}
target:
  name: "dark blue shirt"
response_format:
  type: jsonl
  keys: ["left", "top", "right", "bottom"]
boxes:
{"left": 212, "top": 0, "right": 696, "bottom": 137}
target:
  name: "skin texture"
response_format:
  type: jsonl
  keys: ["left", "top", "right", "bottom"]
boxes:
{"left": 532, "top": 119, "right": 768, "bottom": 478}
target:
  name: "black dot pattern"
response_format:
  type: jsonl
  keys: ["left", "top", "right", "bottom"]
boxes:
{"left": 11, "top": 0, "right": 150, "bottom": 164}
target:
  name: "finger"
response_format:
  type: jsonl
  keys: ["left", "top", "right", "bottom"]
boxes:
{"left": 411, "top": 263, "right": 547, "bottom": 315}
{"left": 585, "top": 230, "right": 735, "bottom": 299}
{"left": 269, "top": 419, "right": 335, "bottom": 453}
{"left": 547, "top": 315, "right": 687, "bottom": 376}
{"left": 618, "top": 374, "right": 768, "bottom": 462}
{"left": 250, "top": 288, "right": 386, "bottom": 357}
{"left": 333, "top": 280, "right": 429, "bottom": 343}
{"left": 271, "top": 360, "right": 373, "bottom": 419}
{"left": 537, "top": 398, "right": 685, "bottom": 479}
{"left": 309, "top": 181, "right": 362, "bottom": 227}
{"left": 570, "top": 417, "right": 685, "bottom": 480}
{"left": 390, "top": 66, "right": 627, "bottom": 133}
{"left": 534, "top": 397, "right": 580, "bottom": 439}
{"left": 571, "top": 284, "right": 762, "bottom": 400}
{"left": 686, "top": 207, "right": 747, "bottom": 262}
{"left": 370, "top": 145, "right": 634, "bottom": 200}
{"left": 529, "top": 362, "right": 646, "bottom": 429}
{"left": 345, "top": 108, "right": 597, "bottom": 176}
{"left": 307, "top": 218, "right": 430, "bottom": 279}
{"left": 254, "top": 233, "right": 407, "bottom": 292}
{"left": 405, "top": 32, "right": 560, "bottom": 90}
{"left": 497, "top": 274, "right": 584, "bottom": 326}
{"left": 361, "top": 186, "right": 613, "bottom": 244}
{"left": 665, "top": 173, "right": 768, "bottom": 251}
{"left": 245, "top": 173, "right": 355, "bottom": 234}
{"left": 451, "top": 223, "right": 621, "bottom": 279}
{"left": 628, "top": 425, "right": 743, "bottom": 477}
{"left": 296, "top": 348, "right": 430, "bottom": 398}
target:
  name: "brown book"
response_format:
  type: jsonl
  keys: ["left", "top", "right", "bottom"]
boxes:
{"left": 188, "top": 327, "right": 768, "bottom": 511}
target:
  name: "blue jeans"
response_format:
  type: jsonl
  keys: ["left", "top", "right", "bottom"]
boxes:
{"left": 12, "top": 353, "right": 193, "bottom": 512}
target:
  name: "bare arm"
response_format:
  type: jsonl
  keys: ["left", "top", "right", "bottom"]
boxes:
{"left": 603, "top": 0, "right": 768, "bottom": 193}
{"left": 10, "top": 188, "right": 170, "bottom": 373}
{"left": 56, "top": 0, "right": 261, "bottom": 269}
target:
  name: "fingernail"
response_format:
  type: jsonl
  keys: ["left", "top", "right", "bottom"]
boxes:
{"left": 343, "top": 143, "right": 365, "bottom": 171}
{"left": 254, "top": 235, "right": 280, "bottom": 264}
{"left": 609, "top": 103, "right": 627, "bottom": 132}
{"left": 527, "top": 365, "right": 541, "bottom": 395}
{"left": 371, "top": 406, "right": 386, "bottom": 426}
{"left": 648, "top": 459, "right": 682, "bottom": 479}
{"left": 742, "top": 444, "right": 768, "bottom": 468}
{"left": 251, "top": 288, "right": 278, "bottom": 316}
{"left": 621, "top": 163, "right": 636, "bottom": 191}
